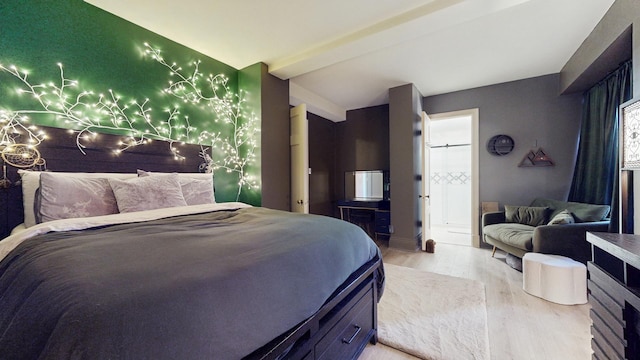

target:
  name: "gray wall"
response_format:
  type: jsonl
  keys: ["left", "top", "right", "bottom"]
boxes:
{"left": 389, "top": 84, "right": 423, "bottom": 250}
{"left": 636, "top": 17, "right": 640, "bottom": 99}
{"left": 560, "top": 0, "right": 640, "bottom": 98}
{"left": 423, "top": 74, "right": 583, "bottom": 211}
{"left": 559, "top": 0, "right": 640, "bottom": 232}
{"left": 336, "top": 105, "right": 390, "bottom": 203}
{"left": 261, "top": 95, "right": 390, "bottom": 218}
{"left": 259, "top": 64, "right": 291, "bottom": 211}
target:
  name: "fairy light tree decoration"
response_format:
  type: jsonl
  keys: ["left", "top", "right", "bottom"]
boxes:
{"left": 0, "top": 43, "right": 261, "bottom": 200}
{"left": 0, "top": 63, "right": 190, "bottom": 159}
{"left": 0, "top": 99, "right": 47, "bottom": 171}
{"left": 0, "top": 110, "right": 46, "bottom": 149}
{"left": 143, "top": 43, "right": 260, "bottom": 199}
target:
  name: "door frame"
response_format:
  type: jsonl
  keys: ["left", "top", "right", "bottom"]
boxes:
{"left": 421, "top": 111, "right": 431, "bottom": 251}
{"left": 427, "top": 108, "right": 480, "bottom": 247}
{"left": 290, "top": 104, "right": 309, "bottom": 213}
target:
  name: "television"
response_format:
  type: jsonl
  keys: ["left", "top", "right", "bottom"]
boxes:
{"left": 345, "top": 170, "right": 387, "bottom": 201}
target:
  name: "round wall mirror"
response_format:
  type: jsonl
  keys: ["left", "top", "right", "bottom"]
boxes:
{"left": 487, "top": 135, "right": 514, "bottom": 156}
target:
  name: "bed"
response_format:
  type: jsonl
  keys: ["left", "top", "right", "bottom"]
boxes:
{"left": 0, "top": 130, "right": 384, "bottom": 360}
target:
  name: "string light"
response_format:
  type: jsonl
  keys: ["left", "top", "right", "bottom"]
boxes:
{"left": 0, "top": 42, "right": 260, "bottom": 200}
{"left": 143, "top": 43, "right": 260, "bottom": 197}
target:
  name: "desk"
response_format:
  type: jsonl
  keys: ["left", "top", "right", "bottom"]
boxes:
{"left": 337, "top": 200, "right": 390, "bottom": 240}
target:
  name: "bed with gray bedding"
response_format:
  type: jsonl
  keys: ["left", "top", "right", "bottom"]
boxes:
{"left": 0, "top": 205, "right": 384, "bottom": 359}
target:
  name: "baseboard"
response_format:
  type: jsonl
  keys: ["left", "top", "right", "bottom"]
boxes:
{"left": 389, "top": 234, "right": 420, "bottom": 251}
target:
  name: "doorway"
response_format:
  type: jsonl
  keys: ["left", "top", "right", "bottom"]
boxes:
{"left": 290, "top": 104, "right": 309, "bottom": 214}
{"left": 426, "top": 109, "right": 479, "bottom": 247}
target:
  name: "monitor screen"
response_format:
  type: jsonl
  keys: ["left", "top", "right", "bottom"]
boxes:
{"left": 345, "top": 170, "right": 385, "bottom": 200}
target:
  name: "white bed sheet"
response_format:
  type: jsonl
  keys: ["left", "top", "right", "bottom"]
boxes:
{"left": 0, "top": 202, "right": 251, "bottom": 263}
{"left": 10, "top": 223, "right": 27, "bottom": 236}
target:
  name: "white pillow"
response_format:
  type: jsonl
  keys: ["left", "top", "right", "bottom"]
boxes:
{"left": 109, "top": 173, "right": 187, "bottom": 213}
{"left": 137, "top": 170, "right": 215, "bottom": 205}
{"left": 18, "top": 170, "right": 137, "bottom": 228}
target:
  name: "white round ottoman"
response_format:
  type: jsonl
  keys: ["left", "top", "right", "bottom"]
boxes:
{"left": 522, "top": 253, "right": 587, "bottom": 305}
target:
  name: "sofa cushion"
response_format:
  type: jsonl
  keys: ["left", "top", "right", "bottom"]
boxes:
{"left": 530, "top": 198, "right": 610, "bottom": 222}
{"left": 505, "top": 205, "right": 549, "bottom": 226}
{"left": 484, "top": 223, "right": 534, "bottom": 251}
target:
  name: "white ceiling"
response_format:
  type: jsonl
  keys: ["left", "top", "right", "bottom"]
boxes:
{"left": 86, "top": 0, "right": 614, "bottom": 121}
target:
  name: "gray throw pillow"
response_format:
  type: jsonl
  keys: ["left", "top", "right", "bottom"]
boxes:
{"left": 530, "top": 198, "right": 610, "bottom": 222}
{"left": 505, "top": 205, "right": 549, "bottom": 227}
{"left": 547, "top": 209, "right": 575, "bottom": 225}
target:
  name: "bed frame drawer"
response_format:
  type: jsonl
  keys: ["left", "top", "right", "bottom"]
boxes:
{"left": 244, "top": 258, "right": 381, "bottom": 360}
{"left": 315, "top": 287, "right": 374, "bottom": 360}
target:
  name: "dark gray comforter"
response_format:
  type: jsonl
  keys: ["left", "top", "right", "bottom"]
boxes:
{"left": 0, "top": 207, "right": 382, "bottom": 359}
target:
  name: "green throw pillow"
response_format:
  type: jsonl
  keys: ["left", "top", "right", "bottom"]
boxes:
{"left": 547, "top": 209, "right": 575, "bottom": 225}
{"left": 505, "top": 205, "right": 549, "bottom": 227}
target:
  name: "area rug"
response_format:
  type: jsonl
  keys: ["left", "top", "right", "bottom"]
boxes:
{"left": 377, "top": 264, "right": 490, "bottom": 360}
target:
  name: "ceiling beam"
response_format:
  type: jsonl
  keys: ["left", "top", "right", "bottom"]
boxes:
{"left": 269, "top": 0, "right": 464, "bottom": 79}
{"left": 289, "top": 82, "right": 347, "bottom": 122}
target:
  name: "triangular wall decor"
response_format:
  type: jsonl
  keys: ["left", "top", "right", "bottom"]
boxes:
{"left": 519, "top": 147, "right": 554, "bottom": 167}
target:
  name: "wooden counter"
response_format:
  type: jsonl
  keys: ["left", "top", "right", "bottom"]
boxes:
{"left": 586, "top": 232, "right": 640, "bottom": 359}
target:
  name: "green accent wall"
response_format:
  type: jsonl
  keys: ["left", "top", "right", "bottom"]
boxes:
{"left": 0, "top": 0, "right": 262, "bottom": 205}
{"left": 234, "top": 63, "right": 263, "bottom": 205}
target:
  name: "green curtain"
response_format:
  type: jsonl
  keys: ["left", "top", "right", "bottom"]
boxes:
{"left": 568, "top": 60, "right": 632, "bottom": 232}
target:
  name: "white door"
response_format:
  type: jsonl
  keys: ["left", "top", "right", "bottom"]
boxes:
{"left": 290, "top": 104, "right": 309, "bottom": 213}
{"left": 421, "top": 111, "right": 432, "bottom": 250}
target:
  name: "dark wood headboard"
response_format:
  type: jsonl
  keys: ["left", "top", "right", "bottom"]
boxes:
{"left": 1, "top": 126, "right": 207, "bottom": 238}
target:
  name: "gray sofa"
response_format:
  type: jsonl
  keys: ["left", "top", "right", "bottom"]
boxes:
{"left": 482, "top": 198, "right": 611, "bottom": 264}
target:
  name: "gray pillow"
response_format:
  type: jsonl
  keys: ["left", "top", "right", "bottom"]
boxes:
{"left": 505, "top": 205, "right": 549, "bottom": 227}
{"left": 38, "top": 172, "right": 120, "bottom": 223}
{"left": 137, "top": 170, "right": 215, "bottom": 205}
{"left": 109, "top": 173, "right": 187, "bottom": 213}
{"left": 19, "top": 170, "right": 136, "bottom": 227}
{"left": 530, "top": 198, "right": 610, "bottom": 222}
{"left": 178, "top": 177, "right": 215, "bottom": 205}
{"left": 547, "top": 209, "right": 575, "bottom": 225}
